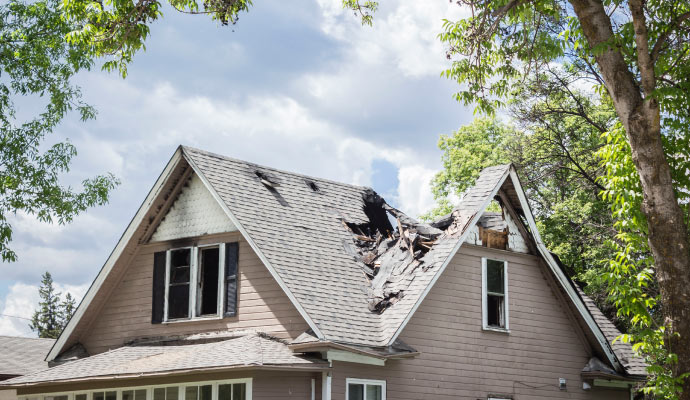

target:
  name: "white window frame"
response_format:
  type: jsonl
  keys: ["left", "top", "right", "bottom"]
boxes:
{"left": 163, "top": 243, "right": 226, "bottom": 323}
{"left": 345, "top": 378, "right": 386, "bottom": 400}
{"left": 18, "top": 378, "right": 252, "bottom": 400}
{"left": 482, "top": 257, "right": 510, "bottom": 332}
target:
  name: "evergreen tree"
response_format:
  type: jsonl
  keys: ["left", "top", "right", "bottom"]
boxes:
{"left": 59, "top": 292, "right": 76, "bottom": 329}
{"left": 30, "top": 271, "right": 63, "bottom": 339}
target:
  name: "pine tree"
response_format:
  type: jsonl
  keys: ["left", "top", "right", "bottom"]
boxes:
{"left": 30, "top": 272, "right": 62, "bottom": 338}
{"left": 59, "top": 292, "right": 76, "bottom": 329}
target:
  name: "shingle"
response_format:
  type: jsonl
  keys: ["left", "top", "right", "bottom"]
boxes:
{"left": 2, "top": 333, "right": 325, "bottom": 385}
{"left": 0, "top": 336, "right": 54, "bottom": 376}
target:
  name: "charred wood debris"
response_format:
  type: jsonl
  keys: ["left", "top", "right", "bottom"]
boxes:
{"left": 342, "top": 189, "right": 477, "bottom": 314}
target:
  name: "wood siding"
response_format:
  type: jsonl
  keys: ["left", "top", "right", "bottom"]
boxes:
{"left": 330, "top": 244, "right": 629, "bottom": 400}
{"left": 80, "top": 232, "right": 309, "bottom": 355}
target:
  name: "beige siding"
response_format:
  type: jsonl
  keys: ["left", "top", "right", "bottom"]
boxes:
{"left": 16, "top": 370, "right": 320, "bottom": 400}
{"left": 0, "top": 389, "right": 17, "bottom": 400}
{"left": 80, "top": 231, "right": 309, "bottom": 354}
{"left": 330, "top": 244, "right": 629, "bottom": 400}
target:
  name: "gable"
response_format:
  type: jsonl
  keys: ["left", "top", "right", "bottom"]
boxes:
{"left": 150, "top": 173, "right": 236, "bottom": 242}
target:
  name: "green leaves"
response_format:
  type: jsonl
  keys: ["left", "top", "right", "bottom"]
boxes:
{"left": 1, "top": 0, "right": 119, "bottom": 262}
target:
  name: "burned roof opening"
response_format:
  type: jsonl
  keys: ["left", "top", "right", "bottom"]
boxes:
{"left": 304, "top": 179, "right": 321, "bottom": 193}
{"left": 255, "top": 170, "right": 279, "bottom": 189}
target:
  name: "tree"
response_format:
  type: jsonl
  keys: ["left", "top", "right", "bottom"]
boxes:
{"left": 30, "top": 272, "right": 62, "bottom": 338}
{"left": 0, "top": 0, "right": 119, "bottom": 262}
{"left": 430, "top": 0, "right": 690, "bottom": 396}
{"left": 29, "top": 272, "right": 78, "bottom": 338}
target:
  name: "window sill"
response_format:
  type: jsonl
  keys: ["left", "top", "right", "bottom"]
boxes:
{"left": 163, "top": 315, "right": 223, "bottom": 324}
{"left": 483, "top": 326, "right": 510, "bottom": 334}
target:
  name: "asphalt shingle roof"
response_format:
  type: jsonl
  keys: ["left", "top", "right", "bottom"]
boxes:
{"left": 0, "top": 336, "right": 54, "bottom": 377}
{"left": 3, "top": 333, "right": 324, "bottom": 386}
{"left": 184, "top": 147, "right": 511, "bottom": 347}
{"left": 576, "top": 286, "right": 647, "bottom": 377}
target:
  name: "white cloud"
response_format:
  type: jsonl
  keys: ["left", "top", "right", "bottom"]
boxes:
{"left": 0, "top": 282, "right": 87, "bottom": 337}
{"left": 396, "top": 165, "right": 438, "bottom": 218}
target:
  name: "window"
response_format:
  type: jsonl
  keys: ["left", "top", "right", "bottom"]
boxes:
{"left": 159, "top": 242, "right": 239, "bottom": 322}
{"left": 482, "top": 258, "right": 509, "bottom": 331}
{"left": 346, "top": 379, "right": 385, "bottom": 400}
{"left": 20, "top": 379, "right": 252, "bottom": 400}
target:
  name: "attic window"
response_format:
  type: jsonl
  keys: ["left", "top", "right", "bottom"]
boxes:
{"left": 482, "top": 258, "right": 509, "bottom": 331}
{"left": 304, "top": 179, "right": 320, "bottom": 193}
{"left": 154, "top": 242, "right": 239, "bottom": 323}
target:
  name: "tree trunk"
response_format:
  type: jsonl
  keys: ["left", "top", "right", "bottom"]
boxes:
{"left": 568, "top": 0, "right": 690, "bottom": 395}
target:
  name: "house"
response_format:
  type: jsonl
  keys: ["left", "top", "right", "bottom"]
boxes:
{"left": 0, "top": 336, "right": 55, "bottom": 400}
{"left": 0, "top": 146, "right": 646, "bottom": 399}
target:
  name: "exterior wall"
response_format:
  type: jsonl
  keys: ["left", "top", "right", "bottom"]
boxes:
{"left": 0, "top": 389, "right": 17, "bottom": 400}
{"left": 16, "top": 370, "right": 321, "bottom": 400}
{"left": 330, "top": 244, "right": 630, "bottom": 400}
{"left": 80, "top": 231, "right": 309, "bottom": 355}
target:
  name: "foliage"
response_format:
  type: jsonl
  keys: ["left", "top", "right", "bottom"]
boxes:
{"left": 29, "top": 271, "right": 76, "bottom": 338}
{"left": 599, "top": 122, "right": 690, "bottom": 398}
{"left": 61, "top": 0, "right": 253, "bottom": 77}
{"left": 432, "top": 0, "right": 690, "bottom": 396}
{"left": 0, "top": 0, "right": 119, "bottom": 262}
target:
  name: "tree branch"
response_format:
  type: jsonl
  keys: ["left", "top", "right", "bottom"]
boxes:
{"left": 650, "top": 11, "right": 690, "bottom": 63}
{"left": 629, "top": 0, "right": 656, "bottom": 96}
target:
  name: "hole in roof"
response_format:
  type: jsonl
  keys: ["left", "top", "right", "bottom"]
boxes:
{"left": 255, "top": 170, "right": 278, "bottom": 189}
{"left": 304, "top": 179, "right": 321, "bottom": 193}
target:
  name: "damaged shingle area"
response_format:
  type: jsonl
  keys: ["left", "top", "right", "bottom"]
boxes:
{"left": 342, "top": 188, "right": 478, "bottom": 313}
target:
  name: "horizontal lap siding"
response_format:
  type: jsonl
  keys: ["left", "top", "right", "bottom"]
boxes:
{"left": 81, "top": 232, "right": 308, "bottom": 355}
{"left": 330, "top": 245, "right": 628, "bottom": 400}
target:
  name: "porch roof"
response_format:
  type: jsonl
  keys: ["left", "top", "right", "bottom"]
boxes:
{"left": 0, "top": 332, "right": 326, "bottom": 387}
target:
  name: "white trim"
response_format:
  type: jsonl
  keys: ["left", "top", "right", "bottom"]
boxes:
{"left": 326, "top": 350, "right": 385, "bottom": 366}
{"left": 345, "top": 378, "right": 386, "bottom": 400}
{"left": 310, "top": 379, "right": 315, "bottom": 400}
{"left": 508, "top": 169, "right": 622, "bottom": 372}
{"left": 387, "top": 167, "right": 511, "bottom": 345}
{"left": 481, "top": 257, "right": 510, "bottom": 332}
{"left": 321, "top": 372, "right": 331, "bottom": 400}
{"left": 47, "top": 149, "right": 185, "bottom": 361}
{"left": 183, "top": 148, "right": 325, "bottom": 339}
{"left": 218, "top": 243, "right": 226, "bottom": 317}
{"left": 592, "top": 379, "right": 632, "bottom": 389}
{"left": 19, "top": 378, "right": 253, "bottom": 400}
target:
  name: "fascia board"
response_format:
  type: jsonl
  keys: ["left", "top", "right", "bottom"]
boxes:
{"left": 508, "top": 168, "right": 622, "bottom": 372}
{"left": 46, "top": 148, "right": 185, "bottom": 361}
{"left": 181, "top": 148, "right": 325, "bottom": 340}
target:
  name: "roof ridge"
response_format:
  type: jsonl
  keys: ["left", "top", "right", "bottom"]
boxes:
{"left": 181, "top": 145, "right": 370, "bottom": 192}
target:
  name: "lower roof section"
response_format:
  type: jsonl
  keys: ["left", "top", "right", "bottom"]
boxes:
{"left": 1, "top": 332, "right": 327, "bottom": 388}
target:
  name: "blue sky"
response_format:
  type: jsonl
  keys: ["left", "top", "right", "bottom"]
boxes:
{"left": 0, "top": 0, "right": 474, "bottom": 336}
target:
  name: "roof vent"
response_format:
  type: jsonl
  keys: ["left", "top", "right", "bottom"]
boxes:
{"left": 304, "top": 179, "right": 320, "bottom": 193}
{"left": 255, "top": 170, "right": 278, "bottom": 189}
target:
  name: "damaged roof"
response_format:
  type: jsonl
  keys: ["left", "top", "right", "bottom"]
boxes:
{"left": 184, "top": 147, "right": 513, "bottom": 348}
{"left": 3, "top": 332, "right": 325, "bottom": 387}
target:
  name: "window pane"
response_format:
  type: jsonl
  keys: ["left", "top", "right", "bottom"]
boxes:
{"left": 168, "top": 284, "right": 190, "bottom": 319}
{"left": 76, "top": 395, "right": 88, "bottom": 400}
{"left": 487, "top": 294, "right": 505, "bottom": 328}
{"left": 232, "top": 383, "right": 246, "bottom": 400}
{"left": 170, "top": 249, "right": 191, "bottom": 284}
{"left": 366, "top": 385, "right": 382, "bottom": 400}
{"left": 218, "top": 385, "right": 232, "bottom": 400}
{"left": 166, "top": 387, "right": 178, "bottom": 400}
{"left": 135, "top": 390, "right": 147, "bottom": 400}
{"left": 348, "top": 383, "right": 364, "bottom": 400}
{"left": 199, "top": 248, "right": 220, "bottom": 316}
{"left": 199, "top": 385, "right": 212, "bottom": 400}
{"left": 123, "top": 391, "right": 135, "bottom": 400}
{"left": 153, "top": 388, "right": 165, "bottom": 400}
{"left": 45, "top": 396, "right": 68, "bottom": 400}
{"left": 94, "top": 393, "right": 105, "bottom": 400}
{"left": 185, "top": 387, "right": 198, "bottom": 400}
{"left": 105, "top": 392, "right": 116, "bottom": 400}
{"left": 487, "top": 259, "right": 505, "bottom": 294}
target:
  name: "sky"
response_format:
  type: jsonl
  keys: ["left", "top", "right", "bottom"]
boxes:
{"left": 0, "top": 0, "right": 475, "bottom": 336}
